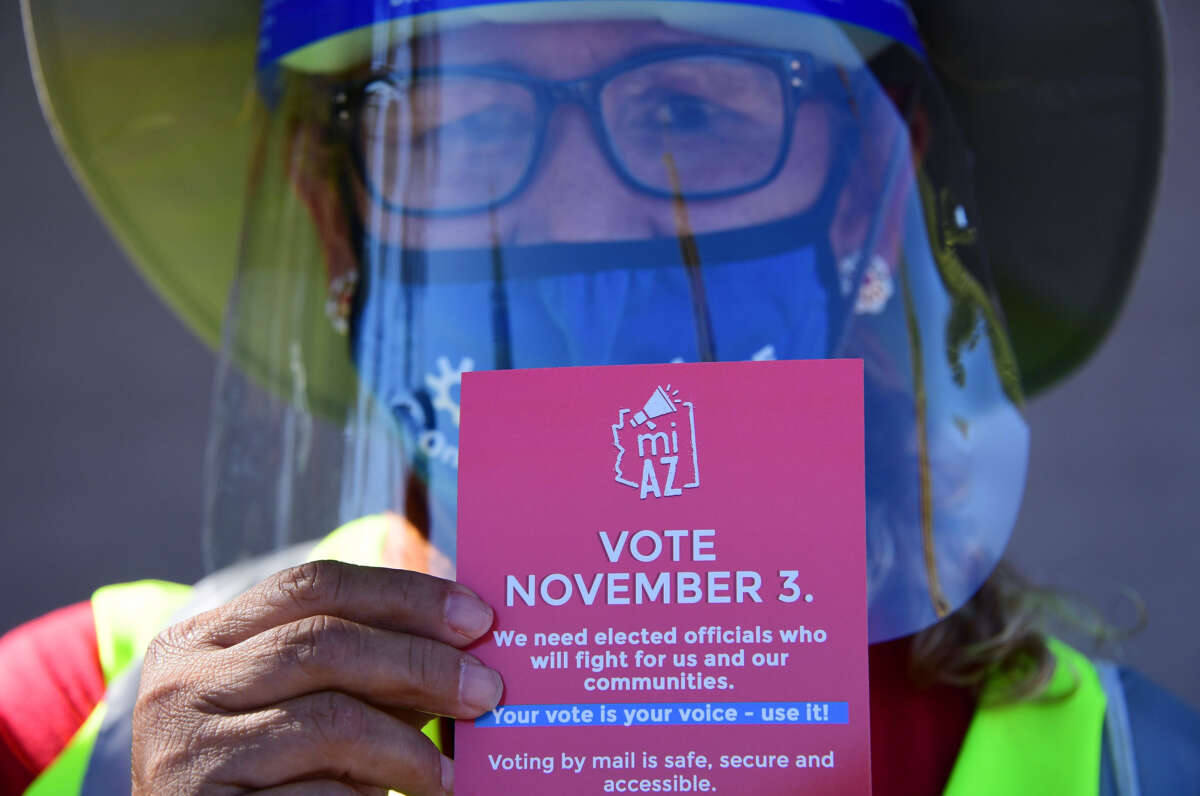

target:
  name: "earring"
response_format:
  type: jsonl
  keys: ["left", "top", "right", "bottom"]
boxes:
{"left": 325, "top": 269, "right": 359, "bottom": 335}
{"left": 837, "top": 252, "right": 894, "bottom": 315}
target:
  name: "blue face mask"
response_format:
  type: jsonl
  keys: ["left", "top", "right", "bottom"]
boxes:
{"left": 350, "top": 216, "right": 835, "bottom": 524}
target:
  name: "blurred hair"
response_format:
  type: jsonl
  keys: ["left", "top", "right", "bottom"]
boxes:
{"left": 910, "top": 562, "right": 1143, "bottom": 703}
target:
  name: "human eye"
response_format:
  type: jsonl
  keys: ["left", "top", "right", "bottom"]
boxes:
{"left": 435, "top": 103, "right": 534, "bottom": 146}
{"left": 626, "top": 90, "right": 740, "bottom": 135}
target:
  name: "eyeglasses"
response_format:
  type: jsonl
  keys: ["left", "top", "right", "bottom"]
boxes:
{"left": 333, "top": 46, "right": 840, "bottom": 216}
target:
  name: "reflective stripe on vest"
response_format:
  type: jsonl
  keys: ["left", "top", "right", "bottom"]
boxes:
{"left": 25, "top": 515, "right": 1108, "bottom": 794}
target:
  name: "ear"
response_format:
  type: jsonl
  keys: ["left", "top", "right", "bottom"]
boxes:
{"left": 828, "top": 77, "right": 934, "bottom": 265}
{"left": 889, "top": 82, "right": 932, "bottom": 167}
{"left": 907, "top": 105, "right": 932, "bottom": 167}
{"left": 829, "top": 132, "right": 913, "bottom": 270}
{"left": 287, "top": 121, "right": 360, "bottom": 332}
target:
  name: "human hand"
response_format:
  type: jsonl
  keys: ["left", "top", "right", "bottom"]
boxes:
{"left": 132, "top": 560, "right": 500, "bottom": 794}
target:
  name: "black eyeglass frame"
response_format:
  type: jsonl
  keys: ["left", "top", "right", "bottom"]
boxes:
{"left": 331, "top": 45, "right": 848, "bottom": 217}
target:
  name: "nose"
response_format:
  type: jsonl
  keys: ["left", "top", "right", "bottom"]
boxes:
{"left": 498, "top": 104, "right": 664, "bottom": 243}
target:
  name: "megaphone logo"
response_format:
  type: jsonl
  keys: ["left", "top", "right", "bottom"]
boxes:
{"left": 612, "top": 384, "right": 700, "bottom": 499}
{"left": 630, "top": 386, "right": 677, "bottom": 430}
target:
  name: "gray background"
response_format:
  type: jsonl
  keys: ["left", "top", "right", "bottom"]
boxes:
{"left": 1, "top": 3, "right": 1196, "bottom": 711}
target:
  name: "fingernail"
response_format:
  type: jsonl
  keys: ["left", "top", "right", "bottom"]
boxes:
{"left": 459, "top": 660, "right": 503, "bottom": 712}
{"left": 445, "top": 591, "right": 493, "bottom": 639}
{"left": 440, "top": 754, "right": 454, "bottom": 793}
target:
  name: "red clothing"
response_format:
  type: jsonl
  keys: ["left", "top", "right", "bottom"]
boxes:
{"left": 0, "top": 607, "right": 972, "bottom": 794}
{"left": 869, "top": 638, "right": 976, "bottom": 795}
{"left": 0, "top": 602, "right": 105, "bottom": 793}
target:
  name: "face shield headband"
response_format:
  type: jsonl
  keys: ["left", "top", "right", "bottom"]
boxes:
{"left": 257, "top": 0, "right": 924, "bottom": 75}
{"left": 204, "top": 1, "right": 1027, "bottom": 643}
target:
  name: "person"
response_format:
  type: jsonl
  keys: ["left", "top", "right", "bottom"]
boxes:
{"left": 4, "top": 0, "right": 1197, "bottom": 794}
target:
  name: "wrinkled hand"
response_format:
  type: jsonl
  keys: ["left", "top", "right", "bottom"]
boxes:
{"left": 133, "top": 560, "right": 500, "bottom": 795}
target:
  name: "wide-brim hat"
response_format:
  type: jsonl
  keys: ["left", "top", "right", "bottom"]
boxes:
{"left": 22, "top": 0, "right": 1166, "bottom": 396}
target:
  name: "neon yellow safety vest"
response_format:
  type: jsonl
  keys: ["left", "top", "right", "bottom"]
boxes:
{"left": 24, "top": 515, "right": 1109, "bottom": 795}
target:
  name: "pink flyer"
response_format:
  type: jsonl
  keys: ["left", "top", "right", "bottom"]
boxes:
{"left": 456, "top": 360, "right": 870, "bottom": 795}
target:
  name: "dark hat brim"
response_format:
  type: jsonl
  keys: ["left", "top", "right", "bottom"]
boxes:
{"left": 910, "top": 0, "right": 1168, "bottom": 394}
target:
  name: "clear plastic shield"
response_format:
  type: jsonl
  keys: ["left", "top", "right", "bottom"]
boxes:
{"left": 205, "top": 1, "right": 1028, "bottom": 641}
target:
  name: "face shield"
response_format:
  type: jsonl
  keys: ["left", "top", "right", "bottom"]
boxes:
{"left": 205, "top": 0, "right": 1028, "bottom": 642}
